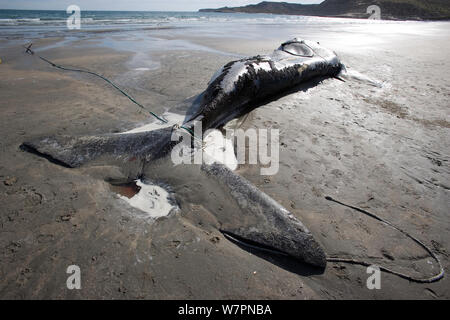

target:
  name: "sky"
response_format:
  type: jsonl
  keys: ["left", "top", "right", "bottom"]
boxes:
{"left": 0, "top": 1, "right": 323, "bottom": 11}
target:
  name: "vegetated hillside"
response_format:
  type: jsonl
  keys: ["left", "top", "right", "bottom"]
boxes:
{"left": 199, "top": 0, "right": 450, "bottom": 20}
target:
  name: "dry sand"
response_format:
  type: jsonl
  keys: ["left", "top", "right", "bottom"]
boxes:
{"left": 0, "top": 21, "right": 449, "bottom": 299}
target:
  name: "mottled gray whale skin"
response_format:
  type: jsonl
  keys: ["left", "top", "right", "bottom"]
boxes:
{"left": 185, "top": 38, "right": 342, "bottom": 131}
{"left": 23, "top": 39, "right": 342, "bottom": 167}
{"left": 22, "top": 39, "right": 343, "bottom": 268}
{"left": 201, "top": 163, "right": 327, "bottom": 267}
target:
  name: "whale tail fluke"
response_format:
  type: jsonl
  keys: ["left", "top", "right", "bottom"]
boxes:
{"left": 21, "top": 127, "right": 174, "bottom": 168}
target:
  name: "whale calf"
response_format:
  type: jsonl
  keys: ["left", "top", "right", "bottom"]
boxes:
{"left": 22, "top": 39, "right": 344, "bottom": 268}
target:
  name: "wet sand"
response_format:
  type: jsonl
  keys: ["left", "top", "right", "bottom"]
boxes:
{"left": 0, "top": 21, "right": 449, "bottom": 299}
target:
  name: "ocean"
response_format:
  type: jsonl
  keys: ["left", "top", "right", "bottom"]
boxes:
{"left": 0, "top": 9, "right": 333, "bottom": 28}
{"left": 0, "top": 9, "right": 280, "bottom": 25}
{"left": 0, "top": 8, "right": 408, "bottom": 40}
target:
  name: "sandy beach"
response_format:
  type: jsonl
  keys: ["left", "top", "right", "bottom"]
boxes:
{"left": 0, "top": 15, "right": 449, "bottom": 299}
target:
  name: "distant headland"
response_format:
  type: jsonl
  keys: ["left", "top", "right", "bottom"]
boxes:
{"left": 199, "top": 0, "right": 450, "bottom": 21}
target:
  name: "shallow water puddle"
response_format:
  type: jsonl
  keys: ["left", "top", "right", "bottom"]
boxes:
{"left": 111, "top": 180, "right": 176, "bottom": 218}
{"left": 110, "top": 181, "right": 142, "bottom": 198}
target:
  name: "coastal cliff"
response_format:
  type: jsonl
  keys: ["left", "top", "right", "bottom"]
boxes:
{"left": 199, "top": 0, "right": 450, "bottom": 20}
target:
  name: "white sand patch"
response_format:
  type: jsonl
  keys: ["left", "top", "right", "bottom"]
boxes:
{"left": 121, "top": 112, "right": 185, "bottom": 134}
{"left": 339, "top": 67, "right": 384, "bottom": 88}
{"left": 253, "top": 61, "right": 272, "bottom": 73}
{"left": 220, "top": 61, "right": 249, "bottom": 94}
{"left": 214, "top": 59, "right": 273, "bottom": 90}
{"left": 119, "top": 180, "right": 175, "bottom": 218}
{"left": 202, "top": 129, "right": 238, "bottom": 171}
{"left": 121, "top": 112, "right": 238, "bottom": 171}
{"left": 208, "top": 66, "right": 224, "bottom": 84}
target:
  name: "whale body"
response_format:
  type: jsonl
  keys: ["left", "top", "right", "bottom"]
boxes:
{"left": 23, "top": 39, "right": 343, "bottom": 167}
{"left": 22, "top": 39, "right": 344, "bottom": 268}
{"left": 185, "top": 38, "right": 342, "bottom": 130}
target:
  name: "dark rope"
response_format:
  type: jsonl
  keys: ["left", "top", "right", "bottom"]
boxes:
{"left": 325, "top": 196, "right": 444, "bottom": 283}
{"left": 24, "top": 43, "right": 197, "bottom": 138}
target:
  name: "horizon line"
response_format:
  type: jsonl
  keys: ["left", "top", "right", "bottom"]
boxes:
{"left": 0, "top": 8, "right": 201, "bottom": 12}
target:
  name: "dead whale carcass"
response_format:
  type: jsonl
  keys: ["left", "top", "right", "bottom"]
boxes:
{"left": 22, "top": 39, "right": 344, "bottom": 268}
{"left": 23, "top": 39, "right": 343, "bottom": 167}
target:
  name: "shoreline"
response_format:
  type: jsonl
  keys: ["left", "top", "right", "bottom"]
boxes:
{"left": 198, "top": 11, "right": 450, "bottom": 22}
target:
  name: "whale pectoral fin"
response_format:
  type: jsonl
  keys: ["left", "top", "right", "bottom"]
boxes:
{"left": 221, "top": 228, "right": 327, "bottom": 268}
{"left": 201, "top": 163, "right": 327, "bottom": 268}
{"left": 21, "top": 127, "right": 174, "bottom": 168}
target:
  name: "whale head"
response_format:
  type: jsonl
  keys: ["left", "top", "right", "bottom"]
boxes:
{"left": 274, "top": 38, "right": 341, "bottom": 67}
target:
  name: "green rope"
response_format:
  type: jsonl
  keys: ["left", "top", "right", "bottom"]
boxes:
{"left": 38, "top": 56, "right": 169, "bottom": 124}
{"left": 26, "top": 44, "right": 199, "bottom": 140}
